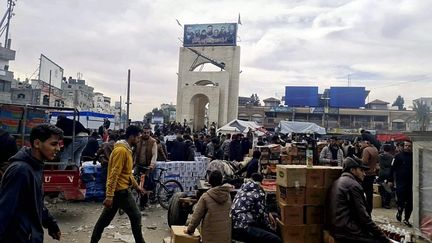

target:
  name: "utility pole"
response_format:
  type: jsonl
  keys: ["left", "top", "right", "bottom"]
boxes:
{"left": 48, "top": 70, "right": 52, "bottom": 106}
{"left": 126, "top": 69, "right": 131, "bottom": 127}
{"left": 4, "top": 0, "right": 13, "bottom": 48}
{"left": 119, "top": 96, "right": 122, "bottom": 129}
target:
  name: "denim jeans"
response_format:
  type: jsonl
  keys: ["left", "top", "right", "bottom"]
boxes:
{"left": 59, "top": 136, "right": 88, "bottom": 169}
{"left": 90, "top": 189, "right": 145, "bottom": 243}
{"left": 233, "top": 226, "right": 282, "bottom": 243}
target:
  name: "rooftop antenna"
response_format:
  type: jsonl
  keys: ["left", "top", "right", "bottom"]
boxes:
{"left": 0, "top": 0, "right": 17, "bottom": 49}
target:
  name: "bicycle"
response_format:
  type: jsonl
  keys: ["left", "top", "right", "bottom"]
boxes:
{"left": 133, "top": 166, "right": 184, "bottom": 210}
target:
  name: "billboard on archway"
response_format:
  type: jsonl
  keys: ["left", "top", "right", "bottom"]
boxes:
{"left": 183, "top": 23, "right": 237, "bottom": 47}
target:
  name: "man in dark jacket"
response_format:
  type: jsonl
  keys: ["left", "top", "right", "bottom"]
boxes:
{"left": 55, "top": 115, "right": 89, "bottom": 169}
{"left": 378, "top": 144, "right": 394, "bottom": 209}
{"left": 82, "top": 132, "right": 100, "bottom": 160}
{"left": 169, "top": 134, "right": 186, "bottom": 161}
{"left": 390, "top": 140, "right": 413, "bottom": 227}
{"left": 229, "top": 134, "right": 243, "bottom": 162}
{"left": 236, "top": 150, "right": 261, "bottom": 178}
{"left": 329, "top": 157, "right": 390, "bottom": 243}
{"left": 0, "top": 127, "right": 18, "bottom": 180}
{"left": 183, "top": 135, "right": 196, "bottom": 161}
{"left": 0, "top": 124, "right": 62, "bottom": 242}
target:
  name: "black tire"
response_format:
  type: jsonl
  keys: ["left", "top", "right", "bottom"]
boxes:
{"left": 157, "top": 180, "right": 184, "bottom": 210}
{"left": 167, "top": 192, "right": 188, "bottom": 227}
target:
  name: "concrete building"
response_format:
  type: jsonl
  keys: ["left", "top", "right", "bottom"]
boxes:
{"left": 30, "top": 79, "right": 65, "bottom": 107}
{"left": 263, "top": 97, "right": 281, "bottom": 107}
{"left": 62, "top": 78, "right": 94, "bottom": 110}
{"left": 10, "top": 80, "right": 41, "bottom": 105}
{"left": 0, "top": 45, "right": 15, "bottom": 103}
{"left": 365, "top": 99, "right": 390, "bottom": 110}
{"left": 176, "top": 46, "right": 241, "bottom": 131}
{"left": 93, "top": 92, "right": 104, "bottom": 113}
{"left": 238, "top": 99, "right": 423, "bottom": 133}
{"left": 114, "top": 101, "right": 127, "bottom": 129}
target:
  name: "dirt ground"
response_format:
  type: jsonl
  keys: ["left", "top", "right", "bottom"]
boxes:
{"left": 44, "top": 200, "right": 429, "bottom": 243}
{"left": 44, "top": 201, "right": 170, "bottom": 243}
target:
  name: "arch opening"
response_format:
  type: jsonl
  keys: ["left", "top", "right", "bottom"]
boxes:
{"left": 190, "top": 94, "right": 210, "bottom": 132}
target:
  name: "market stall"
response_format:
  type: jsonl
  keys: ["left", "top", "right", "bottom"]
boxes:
{"left": 276, "top": 121, "right": 326, "bottom": 135}
{"left": 217, "top": 119, "right": 267, "bottom": 135}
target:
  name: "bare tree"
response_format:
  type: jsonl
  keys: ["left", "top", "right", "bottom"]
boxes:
{"left": 413, "top": 100, "right": 430, "bottom": 131}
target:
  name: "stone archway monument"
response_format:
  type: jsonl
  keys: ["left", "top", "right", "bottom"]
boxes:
{"left": 176, "top": 23, "right": 240, "bottom": 131}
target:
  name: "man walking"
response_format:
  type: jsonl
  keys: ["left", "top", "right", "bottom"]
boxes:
{"left": 0, "top": 124, "right": 62, "bottom": 242}
{"left": 134, "top": 125, "right": 157, "bottom": 210}
{"left": 360, "top": 139, "right": 379, "bottom": 214}
{"left": 90, "top": 125, "right": 146, "bottom": 243}
{"left": 390, "top": 140, "right": 413, "bottom": 227}
{"left": 329, "top": 157, "right": 390, "bottom": 243}
{"left": 378, "top": 144, "right": 394, "bottom": 209}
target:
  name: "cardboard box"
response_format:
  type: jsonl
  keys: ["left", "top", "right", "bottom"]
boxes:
{"left": 276, "top": 165, "right": 307, "bottom": 187}
{"left": 323, "top": 166, "right": 342, "bottom": 189}
{"left": 279, "top": 203, "right": 304, "bottom": 225}
{"left": 305, "top": 187, "right": 326, "bottom": 205}
{"left": 373, "top": 183, "right": 380, "bottom": 194}
{"left": 288, "top": 146, "right": 298, "bottom": 156}
{"left": 280, "top": 155, "right": 291, "bottom": 165}
{"left": 305, "top": 206, "right": 323, "bottom": 224}
{"left": 278, "top": 220, "right": 322, "bottom": 243}
{"left": 373, "top": 194, "right": 382, "bottom": 208}
{"left": 171, "top": 225, "right": 200, "bottom": 243}
{"left": 306, "top": 168, "right": 325, "bottom": 188}
{"left": 278, "top": 185, "right": 306, "bottom": 205}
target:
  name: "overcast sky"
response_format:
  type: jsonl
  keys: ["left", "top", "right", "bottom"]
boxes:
{"left": 5, "top": 0, "right": 432, "bottom": 120}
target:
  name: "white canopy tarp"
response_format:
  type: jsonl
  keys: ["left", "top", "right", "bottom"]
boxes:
{"left": 277, "top": 121, "right": 326, "bottom": 134}
{"left": 217, "top": 119, "right": 265, "bottom": 135}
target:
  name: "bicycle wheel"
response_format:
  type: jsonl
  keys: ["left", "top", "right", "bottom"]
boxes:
{"left": 157, "top": 180, "right": 184, "bottom": 210}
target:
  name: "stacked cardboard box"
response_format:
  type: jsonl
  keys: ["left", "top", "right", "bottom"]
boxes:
{"left": 276, "top": 165, "right": 342, "bottom": 243}
{"left": 280, "top": 144, "right": 307, "bottom": 165}
{"left": 257, "top": 145, "right": 282, "bottom": 178}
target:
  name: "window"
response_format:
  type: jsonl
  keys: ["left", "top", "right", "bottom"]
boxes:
{"left": 68, "top": 85, "right": 72, "bottom": 88}
{"left": 42, "top": 95, "right": 49, "bottom": 106}
{"left": 17, "top": 93, "right": 25, "bottom": 99}
{"left": 0, "top": 81, "right": 4, "bottom": 91}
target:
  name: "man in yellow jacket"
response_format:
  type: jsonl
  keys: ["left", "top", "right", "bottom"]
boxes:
{"left": 90, "top": 125, "right": 146, "bottom": 243}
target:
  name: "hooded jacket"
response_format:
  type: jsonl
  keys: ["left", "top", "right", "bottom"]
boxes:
{"left": 0, "top": 128, "right": 18, "bottom": 179}
{"left": 329, "top": 172, "right": 388, "bottom": 242}
{"left": 231, "top": 180, "right": 270, "bottom": 230}
{"left": 378, "top": 153, "right": 393, "bottom": 180}
{"left": 106, "top": 140, "right": 139, "bottom": 199}
{"left": 0, "top": 147, "right": 59, "bottom": 243}
{"left": 187, "top": 185, "right": 232, "bottom": 243}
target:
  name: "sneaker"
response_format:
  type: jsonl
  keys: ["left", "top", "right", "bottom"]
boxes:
{"left": 396, "top": 211, "right": 402, "bottom": 222}
{"left": 403, "top": 220, "right": 412, "bottom": 227}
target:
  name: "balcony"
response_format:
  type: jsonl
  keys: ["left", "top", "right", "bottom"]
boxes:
{"left": 0, "top": 46, "right": 15, "bottom": 61}
{"left": 0, "top": 69, "right": 13, "bottom": 82}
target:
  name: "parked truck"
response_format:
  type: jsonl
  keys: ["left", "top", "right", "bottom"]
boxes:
{"left": 0, "top": 103, "right": 85, "bottom": 200}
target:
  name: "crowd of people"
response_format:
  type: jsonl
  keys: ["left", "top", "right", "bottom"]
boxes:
{"left": 0, "top": 116, "right": 415, "bottom": 242}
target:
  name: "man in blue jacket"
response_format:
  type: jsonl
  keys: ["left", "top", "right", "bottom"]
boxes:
{"left": 0, "top": 124, "right": 62, "bottom": 242}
